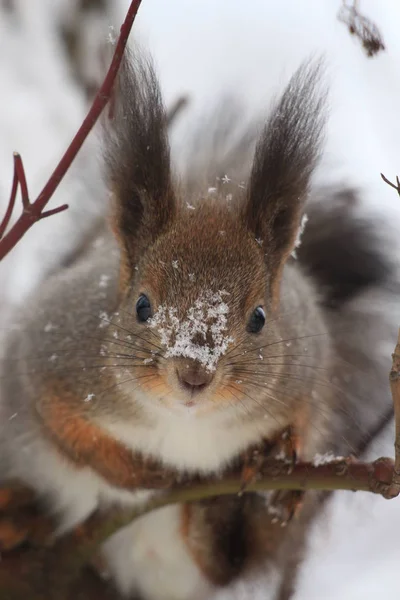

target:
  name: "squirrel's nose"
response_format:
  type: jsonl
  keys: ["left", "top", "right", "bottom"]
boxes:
{"left": 177, "top": 366, "right": 213, "bottom": 394}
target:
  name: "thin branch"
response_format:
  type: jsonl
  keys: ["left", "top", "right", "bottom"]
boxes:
{"left": 39, "top": 205, "right": 70, "bottom": 220}
{"left": 338, "top": 1, "right": 385, "bottom": 57}
{"left": 387, "top": 328, "right": 400, "bottom": 497}
{"left": 0, "top": 154, "right": 19, "bottom": 239}
{"left": 381, "top": 172, "right": 400, "bottom": 196}
{"left": 379, "top": 175, "right": 400, "bottom": 498}
{"left": 14, "top": 153, "right": 29, "bottom": 209}
{"left": 95, "top": 457, "right": 395, "bottom": 532}
{"left": 0, "top": 0, "right": 143, "bottom": 262}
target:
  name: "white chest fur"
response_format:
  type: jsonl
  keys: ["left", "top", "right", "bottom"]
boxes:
{"left": 104, "top": 396, "right": 273, "bottom": 474}
{"left": 7, "top": 395, "right": 277, "bottom": 600}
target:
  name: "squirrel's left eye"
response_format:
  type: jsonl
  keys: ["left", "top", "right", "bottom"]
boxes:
{"left": 136, "top": 294, "right": 152, "bottom": 323}
{"left": 247, "top": 306, "right": 265, "bottom": 334}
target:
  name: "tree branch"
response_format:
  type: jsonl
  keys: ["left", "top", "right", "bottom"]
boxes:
{"left": 338, "top": 1, "right": 385, "bottom": 57}
{"left": 0, "top": 0, "right": 143, "bottom": 261}
{"left": 0, "top": 454, "right": 395, "bottom": 599}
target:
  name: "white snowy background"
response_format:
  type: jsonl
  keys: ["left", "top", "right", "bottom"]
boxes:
{"left": 1, "top": 0, "right": 400, "bottom": 597}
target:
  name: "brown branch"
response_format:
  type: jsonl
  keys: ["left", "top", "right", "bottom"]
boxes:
{"left": 381, "top": 172, "right": 400, "bottom": 196}
{"left": 387, "top": 329, "right": 400, "bottom": 497}
{"left": 378, "top": 174, "right": 400, "bottom": 499}
{"left": 14, "top": 152, "right": 29, "bottom": 209}
{"left": 0, "top": 0, "right": 143, "bottom": 261}
{"left": 338, "top": 1, "right": 385, "bottom": 57}
{"left": 0, "top": 153, "right": 19, "bottom": 238}
{"left": 0, "top": 455, "right": 395, "bottom": 599}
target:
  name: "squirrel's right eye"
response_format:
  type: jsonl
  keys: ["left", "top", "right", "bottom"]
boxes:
{"left": 136, "top": 294, "right": 152, "bottom": 323}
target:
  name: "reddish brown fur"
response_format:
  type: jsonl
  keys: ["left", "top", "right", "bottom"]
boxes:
{"left": 36, "top": 382, "right": 166, "bottom": 491}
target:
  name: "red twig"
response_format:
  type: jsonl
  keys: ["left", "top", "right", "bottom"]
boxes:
{"left": 0, "top": 154, "right": 19, "bottom": 239}
{"left": 0, "top": 0, "right": 143, "bottom": 261}
{"left": 14, "top": 153, "right": 29, "bottom": 209}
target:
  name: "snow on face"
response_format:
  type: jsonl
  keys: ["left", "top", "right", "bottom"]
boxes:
{"left": 149, "top": 290, "right": 234, "bottom": 371}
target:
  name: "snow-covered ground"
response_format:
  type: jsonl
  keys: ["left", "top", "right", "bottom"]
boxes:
{"left": 1, "top": 0, "right": 400, "bottom": 597}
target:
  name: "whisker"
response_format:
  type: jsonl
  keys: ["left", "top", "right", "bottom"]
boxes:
{"left": 0, "top": 350, "right": 156, "bottom": 364}
{"left": 223, "top": 311, "right": 298, "bottom": 359}
{"left": 0, "top": 362, "right": 158, "bottom": 381}
{"left": 226, "top": 331, "right": 338, "bottom": 362}
{"left": 229, "top": 383, "right": 287, "bottom": 429}
{"left": 229, "top": 359, "right": 331, "bottom": 373}
{"left": 242, "top": 375, "right": 381, "bottom": 448}
{"left": 101, "top": 316, "right": 164, "bottom": 354}
{"left": 230, "top": 368, "right": 339, "bottom": 392}
{"left": 96, "top": 372, "right": 158, "bottom": 398}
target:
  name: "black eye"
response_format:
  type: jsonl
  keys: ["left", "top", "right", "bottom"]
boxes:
{"left": 247, "top": 306, "right": 265, "bottom": 334}
{"left": 136, "top": 294, "right": 152, "bottom": 323}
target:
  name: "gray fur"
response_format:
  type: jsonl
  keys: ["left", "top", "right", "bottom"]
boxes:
{"left": 0, "top": 51, "right": 398, "bottom": 600}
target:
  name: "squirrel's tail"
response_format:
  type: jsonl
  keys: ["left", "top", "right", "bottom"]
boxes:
{"left": 297, "top": 187, "right": 395, "bottom": 307}
{"left": 298, "top": 187, "right": 400, "bottom": 457}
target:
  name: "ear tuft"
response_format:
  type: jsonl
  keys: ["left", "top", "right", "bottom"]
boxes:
{"left": 104, "top": 48, "right": 175, "bottom": 269}
{"left": 244, "top": 59, "right": 327, "bottom": 271}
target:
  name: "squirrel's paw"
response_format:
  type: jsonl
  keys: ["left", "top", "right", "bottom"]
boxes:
{"left": 238, "top": 426, "right": 306, "bottom": 524}
{"left": 239, "top": 425, "right": 300, "bottom": 494}
{"left": 0, "top": 483, "right": 54, "bottom": 552}
{"left": 268, "top": 489, "right": 305, "bottom": 526}
{"left": 239, "top": 438, "right": 273, "bottom": 494}
{"left": 271, "top": 425, "right": 302, "bottom": 466}
{"left": 269, "top": 425, "right": 305, "bottom": 525}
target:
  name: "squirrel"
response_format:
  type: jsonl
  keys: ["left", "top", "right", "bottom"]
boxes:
{"left": 0, "top": 49, "right": 399, "bottom": 600}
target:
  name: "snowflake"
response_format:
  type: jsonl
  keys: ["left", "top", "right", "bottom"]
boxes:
{"left": 107, "top": 26, "right": 117, "bottom": 46}
{"left": 312, "top": 452, "right": 343, "bottom": 466}
{"left": 99, "top": 274, "right": 111, "bottom": 288}
{"left": 98, "top": 311, "right": 111, "bottom": 328}
{"left": 84, "top": 393, "right": 95, "bottom": 403}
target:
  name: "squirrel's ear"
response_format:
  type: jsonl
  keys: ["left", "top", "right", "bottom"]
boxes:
{"left": 104, "top": 49, "right": 175, "bottom": 278}
{"left": 243, "top": 60, "right": 326, "bottom": 300}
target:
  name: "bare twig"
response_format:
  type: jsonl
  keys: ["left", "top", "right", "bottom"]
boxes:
{"left": 338, "top": 1, "right": 385, "bottom": 57}
{"left": 378, "top": 173, "right": 400, "bottom": 498}
{"left": 166, "top": 94, "right": 189, "bottom": 128}
{"left": 0, "top": 154, "right": 19, "bottom": 239}
{"left": 14, "top": 153, "right": 29, "bottom": 209}
{"left": 386, "top": 329, "right": 400, "bottom": 497}
{"left": 0, "top": 0, "right": 143, "bottom": 261}
{"left": 381, "top": 172, "right": 400, "bottom": 197}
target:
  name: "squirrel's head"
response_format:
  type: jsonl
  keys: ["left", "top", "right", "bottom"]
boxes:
{"left": 104, "top": 51, "right": 326, "bottom": 422}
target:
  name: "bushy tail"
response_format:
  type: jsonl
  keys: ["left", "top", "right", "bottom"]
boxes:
{"left": 297, "top": 187, "right": 394, "bottom": 307}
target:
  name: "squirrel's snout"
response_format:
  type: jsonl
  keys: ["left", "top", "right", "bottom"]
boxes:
{"left": 176, "top": 366, "right": 213, "bottom": 395}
